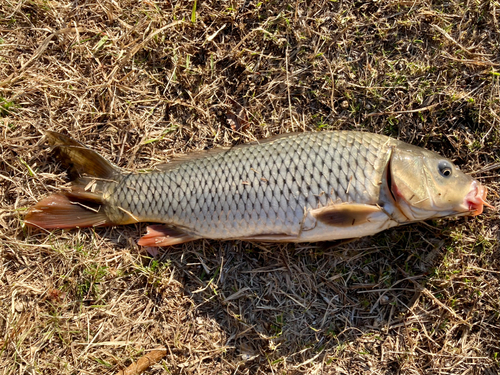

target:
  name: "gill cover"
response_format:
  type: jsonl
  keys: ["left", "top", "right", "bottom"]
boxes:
{"left": 389, "top": 143, "right": 475, "bottom": 221}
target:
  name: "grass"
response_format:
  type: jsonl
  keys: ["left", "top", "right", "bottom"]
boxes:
{"left": 0, "top": 97, "right": 15, "bottom": 117}
{"left": 0, "top": 0, "right": 499, "bottom": 374}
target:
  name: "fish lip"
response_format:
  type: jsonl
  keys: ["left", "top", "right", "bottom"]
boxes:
{"left": 462, "top": 180, "right": 493, "bottom": 216}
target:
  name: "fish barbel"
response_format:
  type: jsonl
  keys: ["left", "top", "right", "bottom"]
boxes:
{"left": 26, "top": 131, "right": 492, "bottom": 246}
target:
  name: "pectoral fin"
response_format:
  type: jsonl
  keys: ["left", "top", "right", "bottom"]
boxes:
{"left": 311, "top": 203, "right": 383, "bottom": 227}
{"left": 138, "top": 225, "right": 199, "bottom": 247}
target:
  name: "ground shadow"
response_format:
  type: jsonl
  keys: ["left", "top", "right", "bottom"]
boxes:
{"left": 123, "top": 217, "right": 499, "bottom": 374}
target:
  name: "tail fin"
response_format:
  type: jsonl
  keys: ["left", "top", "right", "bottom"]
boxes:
{"left": 44, "top": 131, "right": 118, "bottom": 180}
{"left": 25, "top": 132, "right": 121, "bottom": 229}
{"left": 25, "top": 193, "right": 111, "bottom": 229}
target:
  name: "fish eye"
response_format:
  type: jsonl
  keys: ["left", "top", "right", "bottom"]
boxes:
{"left": 438, "top": 160, "right": 453, "bottom": 178}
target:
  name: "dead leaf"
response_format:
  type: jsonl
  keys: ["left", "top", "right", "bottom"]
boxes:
{"left": 226, "top": 98, "right": 249, "bottom": 131}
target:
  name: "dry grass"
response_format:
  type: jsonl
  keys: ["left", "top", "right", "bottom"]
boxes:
{"left": 1, "top": 0, "right": 500, "bottom": 374}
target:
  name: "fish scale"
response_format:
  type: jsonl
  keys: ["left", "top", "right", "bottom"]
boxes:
{"left": 103, "top": 131, "right": 393, "bottom": 239}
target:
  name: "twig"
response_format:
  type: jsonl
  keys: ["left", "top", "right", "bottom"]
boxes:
{"left": 365, "top": 103, "right": 439, "bottom": 117}
{"left": 116, "top": 348, "right": 167, "bottom": 375}
{"left": 398, "top": 266, "right": 469, "bottom": 326}
{"left": 431, "top": 24, "right": 492, "bottom": 57}
{"left": 107, "top": 21, "right": 184, "bottom": 81}
{"left": 441, "top": 51, "right": 499, "bottom": 67}
{"left": 285, "top": 45, "right": 295, "bottom": 131}
{"left": 0, "top": 27, "right": 90, "bottom": 88}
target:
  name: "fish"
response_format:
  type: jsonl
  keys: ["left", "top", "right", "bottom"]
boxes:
{"left": 25, "top": 131, "right": 492, "bottom": 247}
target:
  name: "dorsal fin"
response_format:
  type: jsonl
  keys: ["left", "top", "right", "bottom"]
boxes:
{"left": 154, "top": 146, "right": 232, "bottom": 171}
{"left": 154, "top": 131, "right": 305, "bottom": 172}
{"left": 45, "top": 131, "right": 119, "bottom": 180}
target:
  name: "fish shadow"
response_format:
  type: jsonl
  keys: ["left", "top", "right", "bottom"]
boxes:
{"left": 130, "top": 220, "right": 498, "bottom": 374}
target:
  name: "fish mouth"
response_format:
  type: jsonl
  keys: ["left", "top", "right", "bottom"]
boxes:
{"left": 462, "top": 180, "right": 494, "bottom": 216}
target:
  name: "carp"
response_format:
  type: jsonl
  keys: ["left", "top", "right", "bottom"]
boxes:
{"left": 25, "top": 131, "right": 492, "bottom": 246}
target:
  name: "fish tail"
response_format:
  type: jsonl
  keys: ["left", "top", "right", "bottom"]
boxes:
{"left": 25, "top": 132, "right": 121, "bottom": 229}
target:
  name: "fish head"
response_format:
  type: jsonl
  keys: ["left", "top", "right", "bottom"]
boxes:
{"left": 389, "top": 143, "right": 491, "bottom": 221}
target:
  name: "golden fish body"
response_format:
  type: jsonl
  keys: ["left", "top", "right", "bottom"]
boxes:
{"left": 26, "top": 131, "right": 490, "bottom": 246}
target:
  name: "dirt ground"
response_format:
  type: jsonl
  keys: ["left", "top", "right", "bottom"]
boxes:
{"left": 1, "top": 1, "right": 500, "bottom": 374}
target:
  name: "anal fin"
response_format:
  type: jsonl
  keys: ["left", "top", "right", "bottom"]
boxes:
{"left": 138, "top": 225, "right": 199, "bottom": 247}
